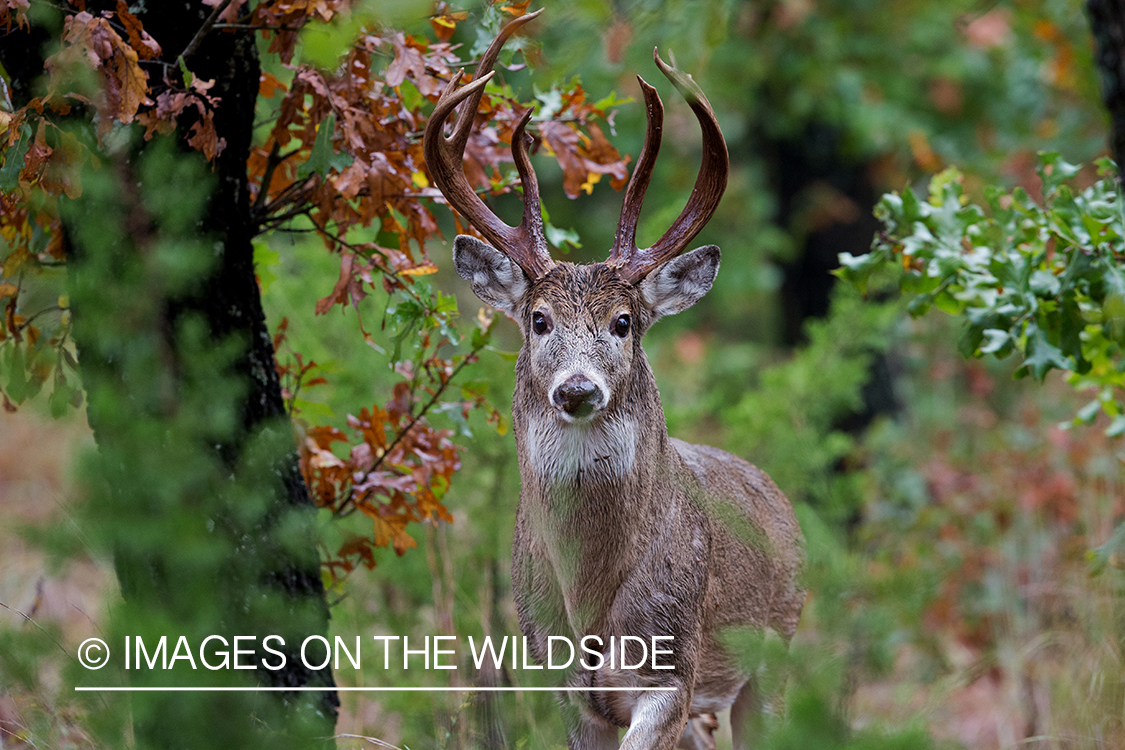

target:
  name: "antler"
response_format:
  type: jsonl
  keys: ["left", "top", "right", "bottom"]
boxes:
{"left": 607, "top": 49, "right": 729, "bottom": 284}
{"left": 423, "top": 9, "right": 555, "bottom": 281}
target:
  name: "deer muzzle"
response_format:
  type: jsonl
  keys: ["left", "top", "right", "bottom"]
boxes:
{"left": 552, "top": 373, "right": 605, "bottom": 419}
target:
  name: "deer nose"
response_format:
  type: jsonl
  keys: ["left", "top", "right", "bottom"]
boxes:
{"left": 552, "top": 374, "right": 603, "bottom": 418}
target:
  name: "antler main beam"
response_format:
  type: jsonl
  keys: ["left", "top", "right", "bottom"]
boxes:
{"left": 426, "top": 10, "right": 727, "bottom": 287}
{"left": 608, "top": 49, "right": 730, "bottom": 284}
{"left": 423, "top": 9, "right": 555, "bottom": 281}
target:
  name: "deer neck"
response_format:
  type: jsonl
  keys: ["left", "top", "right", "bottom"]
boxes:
{"left": 512, "top": 353, "right": 669, "bottom": 509}
{"left": 511, "top": 352, "right": 673, "bottom": 631}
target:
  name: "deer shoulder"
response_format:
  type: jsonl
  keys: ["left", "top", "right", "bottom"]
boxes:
{"left": 424, "top": 10, "right": 806, "bottom": 749}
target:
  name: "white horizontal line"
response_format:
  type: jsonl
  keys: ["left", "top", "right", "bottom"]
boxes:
{"left": 75, "top": 686, "right": 676, "bottom": 693}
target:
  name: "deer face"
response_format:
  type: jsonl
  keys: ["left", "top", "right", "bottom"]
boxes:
{"left": 425, "top": 11, "right": 728, "bottom": 426}
{"left": 454, "top": 236, "right": 720, "bottom": 423}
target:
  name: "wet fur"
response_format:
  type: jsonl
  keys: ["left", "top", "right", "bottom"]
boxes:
{"left": 457, "top": 247, "right": 806, "bottom": 750}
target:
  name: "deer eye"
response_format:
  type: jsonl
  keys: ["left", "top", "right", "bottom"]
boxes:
{"left": 613, "top": 314, "right": 631, "bottom": 338}
{"left": 532, "top": 310, "right": 552, "bottom": 335}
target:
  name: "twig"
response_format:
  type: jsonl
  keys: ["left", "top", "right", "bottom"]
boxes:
{"left": 179, "top": 0, "right": 238, "bottom": 63}
{"left": 212, "top": 23, "right": 303, "bottom": 31}
{"left": 0, "top": 600, "right": 76, "bottom": 669}
{"left": 338, "top": 344, "right": 483, "bottom": 517}
{"left": 253, "top": 179, "right": 318, "bottom": 230}
{"left": 332, "top": 734, "right": 405, "bottom": 750}
{"left": 254, "top": 141, "right": 282, "bottom": 211}
{"left": 257, "top": 203, "right": 316, "bottom": 231}
{"left": 16, "top": 305, "right": 62, "bottom": 332}
{"left": 309, "top": 223, "right": 435, "bottom": 316}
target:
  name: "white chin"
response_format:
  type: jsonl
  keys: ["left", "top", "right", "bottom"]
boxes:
{"left": 556, "top": 406, "right": 601, "bottom": 424}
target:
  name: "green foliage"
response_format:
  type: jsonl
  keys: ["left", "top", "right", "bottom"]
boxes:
{"left": 296, "top": 112, "right": 354, "bottom": 179}
{"left": 838, "top": 158, "right": 1125, "bottom": 433}
{"left": 534, "top": 0, "right": 1106, "bottom": 330}
{"left": 50, "top": 134, "right": 333, "bottom": 748}
{"left": 720, "top": 287, "right": 901, "bottom": 522}
{"left": 0, "top": 122, "right": 30, "bottom": 190}
{"left": 5, "top": 1, "right": 1125, "bottom": 747}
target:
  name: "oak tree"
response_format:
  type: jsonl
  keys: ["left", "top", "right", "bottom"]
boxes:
{"left": 0, "top": 0, "right": 627, "bottom": 745}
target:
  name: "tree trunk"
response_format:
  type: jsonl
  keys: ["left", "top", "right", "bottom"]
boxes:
{"left": 759, "top": 126, "right": 899, "bottom": 423}
{"left": 1, "top": 3, "right": 338, "bottom": 746}
{"left": 1088, "top": 0, "right": 1125, "bottom": 173}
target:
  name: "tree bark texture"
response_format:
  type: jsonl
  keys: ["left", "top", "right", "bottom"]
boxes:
{"left": 1088, "top": 0, "right": 1125, "bottom": 173}
{"left": 0, "top": 2, "right": 338, "bottom": 745}
{"left": 131, "top": 2, "right": 339, "bottom": 715}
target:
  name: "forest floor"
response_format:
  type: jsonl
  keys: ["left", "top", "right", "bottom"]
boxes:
{"left": 2, "top": 393, "right": 1123, "bottom": 749}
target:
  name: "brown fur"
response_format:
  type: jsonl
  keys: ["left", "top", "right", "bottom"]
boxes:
{"left": 492, "top": 260, "right": 806, "bottom": 750}
{"left": 426, "top": 14, "right": 787, "bottom": 744}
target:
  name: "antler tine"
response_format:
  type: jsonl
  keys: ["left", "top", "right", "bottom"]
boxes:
{"left": 613, "top": 49, "right": 729, "bottom": 285}
{"left": 422, "top": 9, "right": 554, "bottom": 281}
{"left": 607, "top": 77, "right": 664, "bottom": 266}
{"left": 510, "top": 106, "right": 547, "bottom": 254}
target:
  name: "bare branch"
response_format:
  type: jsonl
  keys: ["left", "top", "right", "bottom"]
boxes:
{"left": 179, "top": 0, "right": 239, "bottom": 64}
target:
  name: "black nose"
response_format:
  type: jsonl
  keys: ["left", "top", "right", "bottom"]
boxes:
{"left": 553, "top": 375, "right": 602, "bottom": 417}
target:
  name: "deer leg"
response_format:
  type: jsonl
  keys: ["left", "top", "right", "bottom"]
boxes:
{"left": 567, "top": 720, "right": 619, "bottom": 750}
{"left": 729, "top": 678, "right": 763, "bottom": 750}
{"left": 676, "top": 713, "right": 719, "bottom": 750}
{"left": 618, "top": 688, "right": 692, "bottom": 750}
{"left": 561, "top": 695, "right": 620, "bottom": 750}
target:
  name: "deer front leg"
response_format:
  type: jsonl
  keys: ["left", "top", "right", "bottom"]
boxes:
{"left": 567, "top": 716, "right": 620, "bottom": 750}
{"left": 619, "top": 683, "right": 693, "bottom": 750}
{"left": 559, "top": 692, "right": 620, "bottom": 750}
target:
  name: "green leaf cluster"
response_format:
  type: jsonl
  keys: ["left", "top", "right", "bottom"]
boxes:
{"left": 838, "top": 157, "right": 1125, "bottom": 434}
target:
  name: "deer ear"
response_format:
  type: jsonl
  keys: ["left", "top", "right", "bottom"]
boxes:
{"left": 452, "top": 235, "right": 529, "bottom": 314}
{"left": 640, "top": 245, "right": 720, "bottom": 321}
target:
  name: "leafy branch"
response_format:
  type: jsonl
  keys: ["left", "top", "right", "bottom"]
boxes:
{"left": 838, "top": 155, "right": 1125, "bottom": 434}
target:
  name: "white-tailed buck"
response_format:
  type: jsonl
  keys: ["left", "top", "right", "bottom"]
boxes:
{"left": 424, "top": 11, "right": 805, "bottom": 750}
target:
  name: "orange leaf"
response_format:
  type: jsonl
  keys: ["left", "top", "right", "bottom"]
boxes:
{"left": 110, "top": 43, "right": 147, "bottom": 123}
{"left": 316, "top": 252, "right": 367, "bottom": 314}
{"left": 498, "top": 1, "right": 531, "bottom": 17}
{"left": 259, "top": 71, "right": 287, "bottom": 99}
{"left": 307, "top": 424, "right": 349, "bottom": 448}
{"left": 186, "top": 110, "right": 225, "bottom": 161}
{"left": 429, "top": 2, "right": 467, "bottom": 41}
{"left": 399, "top": 262, "right": 438, "bottom": 276}
{"left": 116, "top": 0, "right": 161, "bottom": 59}
{"left": 54, "top": 12, "right": 151, "bottom": 127}
{"left": 392, "top": 528, "right": 417, "bottom": 556}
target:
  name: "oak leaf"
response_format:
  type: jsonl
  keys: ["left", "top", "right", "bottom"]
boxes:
{"left": 259, "top": 71, "right": 287, "bottom": 98}
{"left": 429, "top": 3, "right": 467, "bottom": 42}
{"left": 1, "top": 0, "right": 29, "bottom": 31}
{"left": 202, "top": 0, "right": 246, "bottom": 24}
{"left": 115, "top": 0, "right": 161, "bottom": 59}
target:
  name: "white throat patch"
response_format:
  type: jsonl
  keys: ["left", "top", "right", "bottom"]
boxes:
{"left": 524, "top": 412, "right": 637, "bottom": 483}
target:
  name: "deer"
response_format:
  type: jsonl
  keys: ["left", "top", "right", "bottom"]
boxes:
{"left": 423, "top": 11, "right": 805, "bottom": 750}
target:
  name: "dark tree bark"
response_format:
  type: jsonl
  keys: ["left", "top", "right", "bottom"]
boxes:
{"left": 1088, "top": 0, "right": 1125, "bottom": 174}
{"left": 126, "top": 3, "right": 339, "bottom": 718}
{"left": 0, "top": 2, "right": 337, "bottom": 745}
{"left": 759, "top": 123, "right": 899, "bottom": 425}
{"left": 765, "top": 123, "right": 883, "bottom": 347}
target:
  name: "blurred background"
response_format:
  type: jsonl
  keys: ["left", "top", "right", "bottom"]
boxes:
{"left": 3, "top": 0, "right": 1124, "bottom": 748}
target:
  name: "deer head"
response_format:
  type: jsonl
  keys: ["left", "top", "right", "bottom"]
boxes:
{"left": 425, "top": 18, "right": 805, "bottom": 749}
{"left": 423, "top": 9, "right": 728, "bottom": 426}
